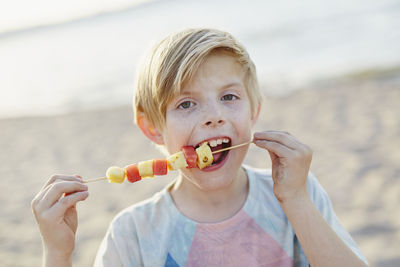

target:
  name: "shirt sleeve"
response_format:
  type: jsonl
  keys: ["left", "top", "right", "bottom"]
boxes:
{"left": 93, "top": 226, "right": 123, "bottom": 267}
{"left": 93, "top": 212, "right": 143, "bottom": 267}
{"left": 307, "top": 173, "right": 368, "bottom": 265}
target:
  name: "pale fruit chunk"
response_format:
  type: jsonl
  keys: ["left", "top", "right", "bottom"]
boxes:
{"left": 106, "top": 166, "right": 126, "bottom": 183}
{"left": 138, "top": 160, "right": 154, "bottom": 178}
{"left": 196, "top": 142, "right": 213, "bottom": 169}
{"left": 167, "top": 151, "right": 188, "bottom": 171}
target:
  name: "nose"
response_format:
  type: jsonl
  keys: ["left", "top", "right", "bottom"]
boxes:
{"left": 202, "top": 101, "right": 225, "bottom": 128}
{"left": 205, "top": 119, "right": 225, "bottom": 127}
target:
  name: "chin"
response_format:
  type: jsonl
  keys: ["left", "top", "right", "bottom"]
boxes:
{"left": 187, "top": 167, "right": 239, "bottom": 192}
{"left": 181, "top": 148, "right": 246, "bottom": 191}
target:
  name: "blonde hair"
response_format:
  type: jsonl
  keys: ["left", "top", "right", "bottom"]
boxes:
{"left": 134, "top": 28, "right": 262, "bottom": 130}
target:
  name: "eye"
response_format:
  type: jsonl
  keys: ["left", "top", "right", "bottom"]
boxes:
{"left": 178, "top": 100, "right": 195, "bottom": 109}
{"left": 221, "top": 94, "right": 238, "bottom": 101}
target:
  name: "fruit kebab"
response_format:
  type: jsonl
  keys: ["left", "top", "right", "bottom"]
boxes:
{"left": 83, "top": 140, "right": 252, "bottom": 184}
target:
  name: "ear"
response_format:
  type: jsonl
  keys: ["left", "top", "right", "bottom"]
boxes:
{"left": 136, "top": 112, "right": 165, "bottom": 145}
{"left": 251, "top": 103, "right": 261, "bottom": 126}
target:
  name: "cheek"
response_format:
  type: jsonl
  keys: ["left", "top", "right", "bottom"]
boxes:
{"left": 227, "top": 103, "right": 253, "bottom": 136}
{"left": 228, "top": 102, "right": 252, "bottom": 123}
{"left": 164, "top": 113, "right": 194, "bottom": 152}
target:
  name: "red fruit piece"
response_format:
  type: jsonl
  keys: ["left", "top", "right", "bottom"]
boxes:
{"left": 181, "top": 146, "right": 197, "bottom": 168}
{"left": 125, "top": 164, "right": 141, "bottom": 183}
{"left": 153, "top": 159, "right": 168, "bottom": 175}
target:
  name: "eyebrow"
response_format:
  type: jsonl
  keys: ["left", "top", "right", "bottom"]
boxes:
{"left": 180, "top": 82, "right": 244, "bottom": 96}
{"left": 220, "top": 82, "right": 244, "bottom": 90}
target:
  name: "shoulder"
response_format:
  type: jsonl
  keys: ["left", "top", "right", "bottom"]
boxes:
{"left": 242, "top": 165, "right": 280, "bottom": 213}
{"left": 304, "top": 172, "right": 333, "bottom": 211}
{"left": 243, "top": 164, "right": 273, "bottom": 185}
{"left": 243, "top": 164, "right": 328, "bottom": 206}
{"left": 243, "top": 164, "right": 325, "bottom": 195}
{"left": 110, "top": 186, "right": 174, "bottom": 232}
{"left": 243, "top": 164, "right": 275, "bottom": 197}
{"left": 94, "top": 186, "right": 177, "bottom": 266}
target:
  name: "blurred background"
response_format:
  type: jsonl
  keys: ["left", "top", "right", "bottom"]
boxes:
{"left": 1, "top": 0, "right": 399, "bottom": 266}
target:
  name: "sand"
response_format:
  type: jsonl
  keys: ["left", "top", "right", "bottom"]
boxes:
{"left": 1, "top": 77, "right": 399, "bottom": 266}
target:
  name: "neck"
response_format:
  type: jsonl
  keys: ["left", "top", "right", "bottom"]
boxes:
{"left": 169, "top": 168, "right": 249, "bottom": 223}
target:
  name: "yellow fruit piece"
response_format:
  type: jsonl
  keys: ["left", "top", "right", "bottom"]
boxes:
{"left": 196, "top": 142, "right": 213, "bottom": 169}
{"left": 138, "top": 160, "right": 154, "bottom": 178}
{"left": 167, "top": 151, "right": 188, "bottom": 171}
{"left": 106, "top": 166, "right": 126, "bottom": 183}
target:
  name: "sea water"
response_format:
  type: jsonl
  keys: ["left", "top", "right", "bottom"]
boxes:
{"left": 0, "top": 0, "right": 399, "bottom": 118}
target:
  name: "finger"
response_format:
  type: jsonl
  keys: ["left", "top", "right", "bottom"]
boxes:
{"left": 254, "top": 139, "right": 293, "bottom": 158}
{"left": 50, "top": 191, "right": 89, "bottom": 219}
{"left": 42, "top": 174, "right": 83, "bottom": 190}
{"left": 32, "top": 182, "right": 58, "bottom": 212}
{"left": 39, "top": 181, "right": 88, "bottom": 211}
{"left": 36, "top": 175, "right": 84, "bottom": 206}
{"left": 65, "top": 175, "right": 85, "bottom": 196}
{"left": 254, "top": 131, "right": 300, "bottom": 150}
{"left": 32, "top": 175, "right": 84, "bottom": 218}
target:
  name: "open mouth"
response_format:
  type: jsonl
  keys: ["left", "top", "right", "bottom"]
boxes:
{"left": 195, "top": 137, "right": 231, "bottom": 166}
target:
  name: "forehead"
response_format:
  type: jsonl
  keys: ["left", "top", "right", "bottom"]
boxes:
{"left": 181, "top": 51, "right": 246, "bottom": 94}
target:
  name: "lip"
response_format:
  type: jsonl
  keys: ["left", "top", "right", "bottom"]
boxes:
{"left": 200, "top": 149, "right": 230, "bottom": 172}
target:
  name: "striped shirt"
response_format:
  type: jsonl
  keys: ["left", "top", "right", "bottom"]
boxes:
{"left": 94, "top": 165, "right": 367, "bottom": 266}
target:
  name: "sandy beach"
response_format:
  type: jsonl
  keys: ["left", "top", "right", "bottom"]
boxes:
{"left": 1, "top": 76, "right": 399, "bottom": 266}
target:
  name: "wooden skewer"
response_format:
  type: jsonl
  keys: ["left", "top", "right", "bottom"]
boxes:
{"left": 83, "top": 177, "right": 108, "bottom": 183}
{"left": 211, "top": 140, "right": 253, "bottom": 154}
{"left": 83, "top": 140, "right": 253, "bottom": 183}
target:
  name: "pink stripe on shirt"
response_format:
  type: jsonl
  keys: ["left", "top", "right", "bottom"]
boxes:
{"left": 186, "top": 209, "right": 293, "bottom": 267}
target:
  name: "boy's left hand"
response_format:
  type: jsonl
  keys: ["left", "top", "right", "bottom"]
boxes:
{"left": 253, "top": 131, "right": 313, "bottom": 203}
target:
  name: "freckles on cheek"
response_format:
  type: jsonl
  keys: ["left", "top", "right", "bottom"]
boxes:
{"left": 166, "top": 113, "right": 190, "bottom": 131}
{"left": 165, "top": 113, "right": 192, "bottom": 148}
{"left": 228, "top": 104, "right": 254, "bottom": 135}
{"left": 228, "top": 103, "right": 251, "bottom": 120}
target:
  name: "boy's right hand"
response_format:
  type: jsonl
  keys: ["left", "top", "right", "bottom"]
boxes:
{"left": 31, "top": 175, "right": 89, "bottom": 263}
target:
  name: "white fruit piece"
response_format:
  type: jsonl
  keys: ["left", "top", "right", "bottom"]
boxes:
{"left": 196, "top": 142, "right": 213, "bottom": 169}
{"left": 138, "top": 160, "right": 154, "bottom": 178}
{"left": 167, "top": 151, "right": 188, "bottom": 171}
{"left": 106, "top": 166, "right": 126, "bottom": 183}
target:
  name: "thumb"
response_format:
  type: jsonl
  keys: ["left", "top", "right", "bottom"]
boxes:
{"left": 64, "top": 205, "right": 78, "bottom": 233}
{"left": 268, "top": 150, "right": 279, "bottom": 164}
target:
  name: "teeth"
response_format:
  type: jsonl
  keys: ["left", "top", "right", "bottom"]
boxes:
{"left": 209, "top": 140, "right": 218, "bottom": 147}
{"left": 205, "top": 138, "right": 229, "bottom": 147}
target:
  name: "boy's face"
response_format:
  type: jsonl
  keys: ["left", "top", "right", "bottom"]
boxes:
{"left": 162, "top": 51, "right": 258, "bottom": 190}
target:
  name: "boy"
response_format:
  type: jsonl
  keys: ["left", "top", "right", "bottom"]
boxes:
{"left": 32, "top": 28, "right": 368, "bottom": 266}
